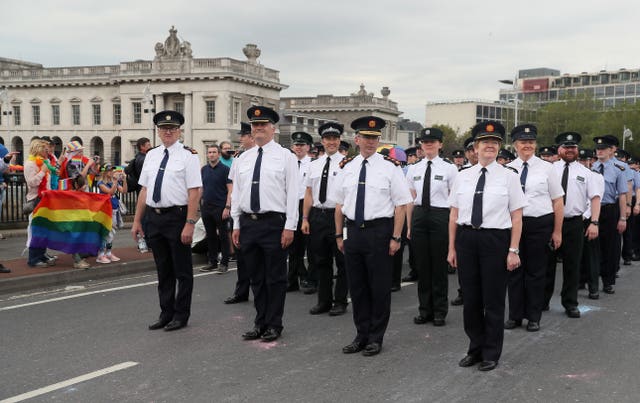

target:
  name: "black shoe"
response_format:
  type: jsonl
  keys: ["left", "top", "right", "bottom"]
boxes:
{"left": 342, "top": 341, "right": 365, "bottom": 354}
{"left": 391, "top": 285, "right": 401, "bottom": 292}
{"left": 148, "top": 319, "right": 171, "bottom": 330}
{"left": 329, "top": 303, "right": 347, "bottom": 316}
{"left": 451, "top": 295, "right": 463, "bottom": 306}
{"left": 478, "top": 360, "right": 498, "bottom": 371}
{"left": 199, "top": 264, "right": 218, "bottom": 272}
{"left": 164, "top": 320, "right": 187, "bottom": 331}
{"left": 286, "top": 284, "right": 300, "bottom": 292}
{"left": 542, "top": 304, "right": 550, "bottom": 311}
{"left": 413, "top": 315, "right": 433, "bottom": 325}
{"left": 624, "top": 260, "right": 632, "bottom": 266}
{"left": 242, "top": 327, "right": 264, "bottom": 340}
{"left": 603, "top": 285, "right": 615, "bottom": 294}
{"left": 309, "top": 304, "right": 331, "bottom": 315}
{"left": 447, "top": 266, "right": 456, "bottom": 274}
{"left": 578, "top": 283, "right": 586, "bottom": 290}
{"left": 0, "top": 264, "right": 11, "bottom": 273}
{"left": 217, "top": 264, "right": 229, "bottom": 274}
{"left": 401, "top": 274, "right": 417, "bottom": 282}
{"left": 261, "top": 328, "right": 281, "bottom": 342}
{"left": 588, "top": 292, "right": 600, "bottom": 300}
{"left": 224, "top": 295, "right": 248, "bottom": 304}
{"left": 362, "top": 342, "right": 381, "bottom": 356}
{"left": 504, "top": 319, "right": 522, "bottom": 329}
{"left": 565, "top": 307, "right": 581, "bottom": 318}
{"left": 303, "top": 287, "right": 317, "bottom": 295}
{"left": 526, "top": 321, "right": 540, "bottom": 332}
{"left": 458, "top": 354, "right": 482, "bottom": 367}
{"left": 433, "top": 317, "right": 445, "bottom": 327}
{"left": 632, "top": 254, "right": 640, "bottom": 261}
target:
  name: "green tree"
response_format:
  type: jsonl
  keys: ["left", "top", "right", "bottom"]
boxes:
{"left": 432, "top": 123, "right": 464, "bottom": 156}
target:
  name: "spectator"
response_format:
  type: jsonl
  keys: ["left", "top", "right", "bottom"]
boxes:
{"left": 96, "top": 164, "right": 127, "bottom": 263}
{"left": 219, "top": 141, "right": 235, "bottom": 168}
{"left": 125, "top": 137, "right": 151, "bottom": 193}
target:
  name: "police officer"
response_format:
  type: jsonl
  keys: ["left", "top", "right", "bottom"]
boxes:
{"left": 406, "top": 127, "right": 458, "bottom": 326}
{"left": 334, "top": 116, "right": 412, "bottom": 356}
{"left": 452, "top": 149, "right": 465, "bottom": 170}
{"left": 231, "top": 106, "right": 299, "bottom": 342}
{"left": 288, "top": 131, "right": 314, "bottom": 293}
{"left": 301, "top": 122, "right": 349, "bottom": 316}
{"left": 591, "top": 136, "right": 628, "bottom": 294}
{"left": 132, "top": 110, "right": 202, "bottom": 332}
{"left": 447, "top": 121, "right": 526, "bottom": 371}
{"left": 539, "top": 146, "right": 558, "bottom": 163}
{"left": 224, "top": 122, "right": 254, "bottom": 304}
{"left": 405, "top": 147, "right": 419, "bottom": 165}
{"left": 339, "top": 140, "right": 351, "bottom": 157}
{"left": 505, "top": 125, "right": 564, "bottom": 331}
{"left": 497, "top": 148, "right": 515, "bottom": 165}
{"left": 613, "top": 147, "right": 634, "bottom": 265}
{"left": 543, "top": 133, "right": 601, "bottom": 316}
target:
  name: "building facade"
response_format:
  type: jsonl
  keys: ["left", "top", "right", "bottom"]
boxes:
{"left": 425, "top": 99, "right": 516, "bottom": 136}
{"left": 0, "top": 27, "right": 287, "bottom": 165}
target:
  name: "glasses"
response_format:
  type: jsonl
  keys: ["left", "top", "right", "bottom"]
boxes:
{"left": 158, "top": 127, "right": 180, "bottom": 133}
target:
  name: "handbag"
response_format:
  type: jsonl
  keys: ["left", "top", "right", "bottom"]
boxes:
{"left": 118, "top": 196, "right": 128, "bottom": 215}
{"left": 23, "top": 199, "right": 36, "bottom": 216}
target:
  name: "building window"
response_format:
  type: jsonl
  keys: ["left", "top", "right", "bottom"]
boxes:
{"left": 13, "top": 106, "right": 20, "bottom": 126}
{"left": 206, "top": 100, "right": 216, "bottom": 123}
{"left": 72, "top": 104, "right": 80, "bottom": 125}
{"left": 113, "top": 104, "right": 121, "bottom": 125}
{"left": 132, "top": 102, "right": 142, "bottom": 124}
{"left": 92, "top": 104, "right": 101, "bottom": 125}
{"left": 232, "top": 100, "right": 241, "bottom": 124}
{"left": 32, "top": 105, "right": 40, "bottom": 126}
{"left": 52, "top": 105, "right": 60, "bottom": 125}
{"left": 174, "top": 102, "right": 184, "bottom": 116}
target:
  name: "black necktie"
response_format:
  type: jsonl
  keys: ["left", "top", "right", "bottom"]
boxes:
{"left": 319, "top": 156, "right": 330, "bottom": 204}
{"left": 250, "top": 147, "right": 263, "bottom": 212}
{"left": 298, "top": 160, "right": 301, "bottom": 169}
{"left": 562, "top": 162, "right": 569, "bottom": 204}
{"left": 421, "top": 160, "right": 432, "bottom": 208}
{"left": 471, "top": 167, "right": 487, "bottom": 228}
{"left": 152, "top": 149, "right": 169, "bottom": 203}
{"left": 520, "top": 161, "right": 528, "bottom": 192}
{"left": 599, "top": 164, "right": 604, "bottom": 175}
{"left": 355, "top": 160, "right": 367, "bottom": 227}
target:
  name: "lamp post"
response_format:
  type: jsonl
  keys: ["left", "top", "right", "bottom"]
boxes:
{"left": 142, "top": 82, "right": 155, "bottom": 146}
{"left": 499, "top": 78, "right": 518, "bottom": 129}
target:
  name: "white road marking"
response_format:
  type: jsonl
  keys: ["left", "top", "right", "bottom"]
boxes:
{"left": 0, "top": 361, "right": 139, "bottom": 403}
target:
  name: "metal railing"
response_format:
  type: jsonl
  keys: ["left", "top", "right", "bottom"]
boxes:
{"left": 0, "top": 173, "right": 138, "bottom": 226}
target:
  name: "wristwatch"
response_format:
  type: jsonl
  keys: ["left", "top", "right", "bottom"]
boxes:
{"left": 391, "top": 236, "right": 402, "bottom": 243}
{"left": 590, "top": 220, "right": 599, "bottom": 226}
{"left": 508, "top": 247, "right": 519, "bottom": 255}
{"left": 186, "top": 218, "right": 197, "bottom": 225}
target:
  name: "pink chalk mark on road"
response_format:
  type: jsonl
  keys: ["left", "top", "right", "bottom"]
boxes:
{"left": 250, "top": 340, "right": 282, "bottom": 350}
{"left": 231, "top": 315, "right": 245, "bottom": 321}
{"left": 561, "top": 372, "right": 601, "bottom": 381}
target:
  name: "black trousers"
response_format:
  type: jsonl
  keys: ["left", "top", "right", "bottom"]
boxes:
{"left": 201, "top": 203, "right": 230, "bottom": 266}
{"left": 544, "top": 216, "right": 583, "bottom": 310}
{"left": 240, "top": 213, "right": 288, "bottom": 331}
{"left": 580, "top": 219, "right": 601, "bottom": 294}
{"left": 308, "top": 207, "right": 348, "bottom": 307}
{"left": 344, "top": 218, "right": 393, "bottom": 345}
{"left": 232, "top": 243, "right": 251, "bottom": 299}
{"left": 392, "top": 223, "right": 408, "bottom": 288}
{"left": 622, "top": 197, "right": 634, "bottom": 261}
{"left": 288, "top": 200, "right": 309, "bottom": 287}
{"left": 456, "top": 226, "right": 509, "bottom": 362}
{"left": 411, "top": 207, "right": 449, "bottom": 319}
{"left": 599, "top": 203, "right": 620, "bottom": 287}
{"left": 508, "top": 213, "right": 553, "bottom": 322}
{"left": 146, "top": 206, "right": 193, "bottom": 323}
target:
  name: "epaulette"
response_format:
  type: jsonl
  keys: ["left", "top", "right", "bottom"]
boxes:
{"left": 409, "top": 158, "right": 422, "bottom": 165}
{"left": 443, "top": 158, "right": 453, "bottom": 164}
{"left": 339, "top": 156, "right": 356, "bottom": 169}
{"left": 503, "top": 165, "right": 518, "bottom": 174}
{"left": 183, "top": 145, "right": 198, "bottom": 154}
{"left": 591, "top": 169, "right": 602, "bottom": 175}
{"left": 459, "top": 165, "right": 471, "bottom": 171}
{"left": 383, "top": 155, "right": 401, "bottom": 166}
{"left": 235, "top": 150, "right": 244, "bottom": 158}
{"left": 310, "top": 157, "right": 318, "bottom": 162}
{"left": 614, "top": 163, "right": 625, "bottom": 171}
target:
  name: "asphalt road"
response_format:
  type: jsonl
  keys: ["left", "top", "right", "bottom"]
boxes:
{"left": 1, "top": 258, "right": 640, "bottom": 402}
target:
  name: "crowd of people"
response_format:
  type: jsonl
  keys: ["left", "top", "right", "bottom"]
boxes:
{"left": 3, "top": 106, "right": 636, "bottom": 372}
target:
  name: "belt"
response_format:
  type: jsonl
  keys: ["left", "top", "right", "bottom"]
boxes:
{"left": 312, "top": 207, "right": 336, "bottom": 213}
{"left": 602, "top": 203, "right": 618, "bottom": 208}
{"left": 345, "top": 217, "right": 392, "bottom": 228}
{"left": 148, "top": 205, "right": 186, "bottom": 214}
{"left": 417, "top": 205, "right": 449, "bottom": 212}
{"left": 241, "top": 211, "right": 285, "bottom": 221}
{"left": 459, "top": 224, "right": 508, "bottom": 231}
{"left": 563, "top": 215, "right": 582, "bottom": 221}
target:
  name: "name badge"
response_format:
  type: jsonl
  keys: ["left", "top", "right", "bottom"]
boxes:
{"left": 434, "top": 175, "right": 444, "bottom": 181}
{"left": 413, "top": 176, "right": 422, "bottom": 181}
{"left": 576, "top": 176, "right": 585, "bottom": 183}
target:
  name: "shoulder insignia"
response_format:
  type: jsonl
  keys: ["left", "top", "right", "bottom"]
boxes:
{"left": 591, "top": 169, "right": 602, "bottom": 175}
{"left": 339, "top": 156, "right": 356, "bottom": 169}
{"left": 383, "top": 155, "right": 401, "bottom": 166}
{"left": 310, "top": 157, "right": 318, "bottom": 162}
{"left": 183, "top": 145, "right": 198, "bottom": 154}
{"left": 149, "top": 145, "right": 159, "bottom": 150}
{"left": 408, "top": 158, "right": 422, "bottom": 165}
{"left": 235, "top": 150, "right": 244, "bottom": 158}
{"left": 614, "top": 163, "right": 625, "bottom": 171}
{"left": 459, "top": 165, "right": 471, "bottom": 171}
{"left": 443, "top": 158, "right": 453, "bottom": 164}
{"left": 503, "top": 165, "right": 518, "bottom": 174}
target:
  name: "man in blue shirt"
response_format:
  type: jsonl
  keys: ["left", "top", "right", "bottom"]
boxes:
{"left": 200, "top": 144, "right": 232, "bottom": 273}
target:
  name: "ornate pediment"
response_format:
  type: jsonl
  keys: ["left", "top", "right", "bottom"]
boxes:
{"left": 111, "top": 96, "right": 121, "bottom": 103}
{"left": 50, "top": 97, "right": 62, "bottom": 104}
{"left": 69, "top": 96, "right": 82, "bottom": 103}
{"left": 152, "top": 26, "right": 193, "bottom": 74}
{"left": 30, "top": 97, "right": 41, "bottom": 104}
{"left": 90, "top": 96, "right": 103, "bottom": 103}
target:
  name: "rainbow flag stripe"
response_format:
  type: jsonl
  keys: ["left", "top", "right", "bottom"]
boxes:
{"left": 30, "top": 191, "right": 113, "bottom": 255}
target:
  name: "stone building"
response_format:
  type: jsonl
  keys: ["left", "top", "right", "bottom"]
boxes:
{"left": 0, "top": 26, "right": 287, "bottom": 165}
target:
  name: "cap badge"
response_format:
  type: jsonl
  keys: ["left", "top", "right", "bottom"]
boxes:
{"left": 597, "top": 139, "right": 603, "bottom": 144}
{"left": 368, "top": 120, "right": 376, "bottom": 128}
{"left": 165, "top": 115, "right": 171, "bottom": 121}
{"left": 426, "top": 130, "right": 431, "bottom": 134}
{"left": 524, "top": 128, "right": 530, "bottom": 133}
{"left": 567, "top": 134, "right": 573, "bottom": 140}
{"left": 255, "top": 109, "right": 261, "bottom": 117}
{"left": 486, "top": 124, "right": 494, "bottom": 132}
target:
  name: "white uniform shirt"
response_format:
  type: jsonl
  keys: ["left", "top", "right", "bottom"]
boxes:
{"left": 583, "top": 170, "right": 604, "bottom": 219}
{"left": 333, "top": 153, "right": 412, "bottom": 221}
{"left": 230, "top": 139, "right": 299, "bottom": 230}
{"left": 405, "top": 156, "right": 458, "bottom": 208}
{"left": 296, "top": 155, "right": 311, "bottom": 200}
{"left": 508, "top": 156, "right": 564, "bottom": 218}
{"left": 552, "top": 160, "right": 602, "bottom": 218}
{"left": 139, "top": 141, "right": 202, "bottom": 208}
{"left": 304, "top": 152, "right": 344, "bottom": 208}
{"left": 449, "top": 161, "right": 527, "bottom": 229}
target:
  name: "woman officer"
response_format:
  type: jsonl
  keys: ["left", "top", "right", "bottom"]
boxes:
{"left": 447, "top": 121, "right": 527, "bottom": 372}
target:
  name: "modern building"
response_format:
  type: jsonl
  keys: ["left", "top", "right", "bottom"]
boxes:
{"left": 0, "top": 26, "right": 287, "bottom": 165}
{"left": 425, "top": 99, "right": 516, "bottom": 136}
{"left": 279, "top": 84, "right": 402, "bottom": 147}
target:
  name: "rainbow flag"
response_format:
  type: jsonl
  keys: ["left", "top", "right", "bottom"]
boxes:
{"left": 30, "top": 191, "right": 113, "bottom": 255}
